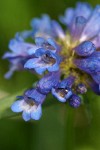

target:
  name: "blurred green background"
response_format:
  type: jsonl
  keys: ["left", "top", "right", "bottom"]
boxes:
{"left": 0, "top": 0, "right": 100, "bottom": 150}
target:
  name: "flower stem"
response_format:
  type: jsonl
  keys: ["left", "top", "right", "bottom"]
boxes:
{"left": 65, "top": 106, "right": 75, "bottom": 150}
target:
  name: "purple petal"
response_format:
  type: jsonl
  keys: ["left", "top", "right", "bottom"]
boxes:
{"left": 25, "top": 88, "right": 46, "bottom": 104}
{"left": 4, "top": 66, "right": 17, "bottom": 79}
{"left": 74, "top": 41, "right": 96, "bottom": 56}
{"left": 52, "top": 20, "right": 65, "bottom": 39}
{"left": 2, "top": 52, "right": 16, "bottom": 59}
{"left": 69, "top": 94, "right": 81, "bottom": 108}
{"left": 72, "top": 16, "right": 87, "bottom": 41}
{"left": 92, "top": 32, "right": 100, "bottom": 48}
{"left": 76, "top": 83, "right": 87, "bottom": 94}
{"left": 59, "top": 8, "right": 74, "bottom": 27}
{"left": 9, "top": 39, "right": 35, "bottom": 56}
{"left": 37, "top": 72, "right": 60, "bottom": 94}
{"left": 89, "top": 81, "right": 100, "bottom": 95}
{"left": 74, "top": 57, "right": 100, "bottom": 74}
{"left": 75, "top": 2, "right": 92, "bottom": 19}
{"left": 80, "top": 5, "right": 100, "bottom": 41}
{"left": 59, "top": 76, "right": 75, "bottom": 88}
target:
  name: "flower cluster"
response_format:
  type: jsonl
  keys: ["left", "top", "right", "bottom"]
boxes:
{"left": 3, "top": 2, "right": 100, "bottom": 121}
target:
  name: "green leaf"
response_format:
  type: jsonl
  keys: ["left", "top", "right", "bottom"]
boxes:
{"left": 0, "top": 89, "right": 24, "bottom": 119}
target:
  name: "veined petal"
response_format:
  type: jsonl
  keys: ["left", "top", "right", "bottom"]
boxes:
{"left": 72, "top": 16, "right": 87, "bottom": 41}
{"left": 80, "top": 5, "right": 100, "bottom": 41}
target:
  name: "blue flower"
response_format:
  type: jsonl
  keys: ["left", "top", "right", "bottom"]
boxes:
{"left": 31, "top": 14, "right": 65, "bottom": 38}
{"left": 60, "top": 3, "right": 100, "bottom": 47}
{"left": 60, "top": 3, "right": 100, "bottom": 92}
{"left": 52, "top": 76, "right": 74, "bottom": 102}
{"left": 80, "top": 5, "right": 100, "bottom": 42}
{"left": 28, "top": 37, "right": 61, "bottom": 55}
{"left": 37, "top": 71, "right": 60, "bottom": 94}
{"left": 11, "top": 88, "right": 46, "bottom": 121}
{"left": 3, "top": 38, "right": 37, "bottom": 59}
{"left": 68, "top": 94, "right": 81, "bottom": 108}
{"left": 3, "top": 37, "right": 37, "bottom": 79}
{"left": 24, "top": 48, "right": 61, "bottom": 74}
{"left": 60, "top": 2, "right": 92, "bottom": 32}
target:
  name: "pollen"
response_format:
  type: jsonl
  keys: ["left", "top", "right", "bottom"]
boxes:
{"left": 58, "top": 33, "right": 90, "bottom": 87}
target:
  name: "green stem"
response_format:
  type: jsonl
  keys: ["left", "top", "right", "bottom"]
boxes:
{"left": 65, "top": 106, "right": 75, "bottom": 150}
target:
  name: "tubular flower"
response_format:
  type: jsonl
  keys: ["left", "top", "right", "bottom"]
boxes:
{"left": 2, "top": 36, "right": 37, "bottom": 79}
{"left": 3, "top": 2, "right": 100, "bottom": 121}
{"left": 11, "top": 88, "right": 46, "bottom": 121}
